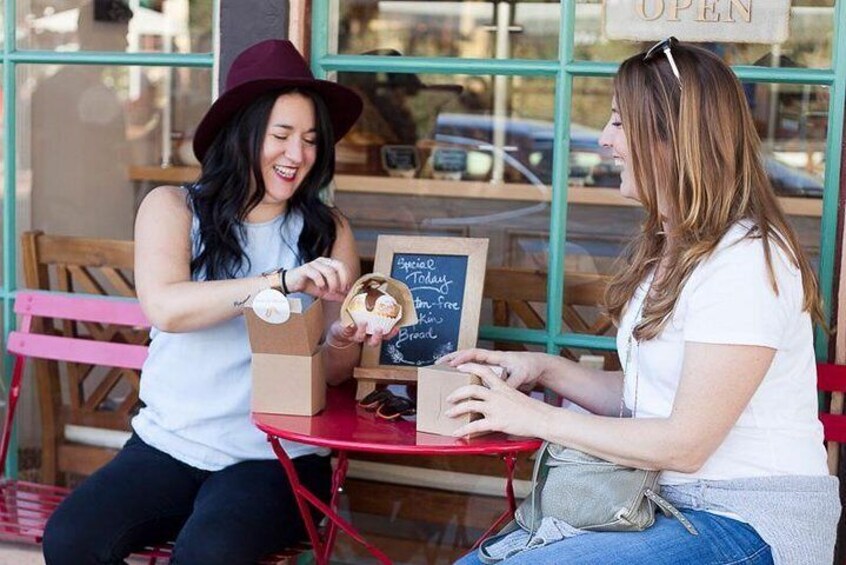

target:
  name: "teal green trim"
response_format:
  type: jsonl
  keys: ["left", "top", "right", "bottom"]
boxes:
{"left": 479, "top": 325, "right": 549, "bottom": 346}
{"left": 815, "top": 0, "right": 846, "bottom": 360}
{"left": 565, "top": 61, "right": 835, "bottom": 85}
{"left": 3, "top": 0, "right": 18, "bottom": 480}
{"left": 545, "top": 1, "right": 577, "bottom": 355}
{"left": 9, "top": 51, "right": 212, "bottom": 67}
{"left": 310, "top": 0, "right": 330, "bottom": 79}
{"left": 318, "top": 54, "right": 559, "bottom": 76}
{"left": 554, "top": 333, "right": 617, "bottom": 351}
{"left": 478, "top": 326, "right": 617, "bottom": 352}
{"left": 731, "top": 65, "right": 834, "bottom": 85}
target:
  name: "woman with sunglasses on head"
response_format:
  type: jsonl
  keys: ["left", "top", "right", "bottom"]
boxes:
{"left": 41, "top": 40, "right": 397, "bottom": 565}
{"left": 444, "top": 38, "right": 839, "bottom": 564}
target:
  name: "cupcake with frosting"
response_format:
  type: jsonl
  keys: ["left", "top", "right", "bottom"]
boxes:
{"left": 347, "top": 280, "right": 402, "bottom": 334}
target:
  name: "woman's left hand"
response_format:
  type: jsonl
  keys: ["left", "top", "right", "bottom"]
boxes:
{"left": 445, "top": 362, "right": 552, "bottom": 438}
{"left": 326, "top": 320, "right": 401, "bottom": 349}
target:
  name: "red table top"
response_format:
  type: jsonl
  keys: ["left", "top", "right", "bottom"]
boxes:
{"left": 252, "top": 384, "right": 542, "bottom": 456}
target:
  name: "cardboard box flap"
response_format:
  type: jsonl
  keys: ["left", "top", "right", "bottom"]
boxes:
{"left": 340, "top": 273, "right": 418, "bottom": 328}
{"left": 245, "top": 298, "right": 324, "bottom": 356}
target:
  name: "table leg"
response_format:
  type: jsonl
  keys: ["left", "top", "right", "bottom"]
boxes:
{"left": 473, "top": 452, "right": 519, "bottom": 549}
{"left": 268, "top": 436, "right": 391, "bottom": 565}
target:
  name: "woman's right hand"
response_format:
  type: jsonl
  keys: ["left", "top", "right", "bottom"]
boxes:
{"left": 437, "top": 348, "right": 550, "bottom": 392}
{"left": 284, "top": 256, "right": 351, "bottom": 302}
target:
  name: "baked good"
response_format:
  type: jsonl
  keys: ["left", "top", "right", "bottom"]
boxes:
{"left": 347, "top": 281, "right": 402, "bottom": 333}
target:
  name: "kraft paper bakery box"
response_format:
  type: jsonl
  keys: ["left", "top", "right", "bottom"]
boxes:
{"left": 245, "top": 296, "right": 326, "bottom": 416}
{"left": 417, "top": 364, "right": 500, "bottom": 437}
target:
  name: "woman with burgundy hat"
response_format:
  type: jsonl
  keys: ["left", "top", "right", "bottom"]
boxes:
{"left": 43, "top": 40, "right": 392, "bottom": 564}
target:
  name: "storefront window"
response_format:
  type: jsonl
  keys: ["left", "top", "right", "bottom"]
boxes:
{"left": 17, "top": 0, "right": 214, "bottom": 53}
{"left": 574, "top": 0, "right": 837, "bottom": 69}
{"left": 16, "top": 63, "right": 211, "bottom": 241}
{"left": 333, "top": 0, "right": 560, "bottom": 60}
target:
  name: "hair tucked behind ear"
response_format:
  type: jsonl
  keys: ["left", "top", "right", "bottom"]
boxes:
{"left": 604, "top": 43, "right": 824, "bottom": 339}
{"left": 188, "top": 89, "right": 340, "bottom": 281}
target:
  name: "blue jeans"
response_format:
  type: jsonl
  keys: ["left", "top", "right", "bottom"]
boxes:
{"left": 456, "top": 510, "right": 774, "bottom": 565}
{"left": 42, "top": 433, "right": 330, "bottom": 565}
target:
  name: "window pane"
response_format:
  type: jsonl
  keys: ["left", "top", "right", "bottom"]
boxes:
{"left": 17, "top": 64, "right": 212, "bottom": 241}
{"left": 332, "top": 71, "right": 554, "bottom": 331}
{"left": 574, "top": 0, "right": 836, "bottom": 68}
{"left": 18, "top": 0, "right": 213, "bottom": 53}
{"left": 334, "top": 0, "right": 560, "bottom": 60}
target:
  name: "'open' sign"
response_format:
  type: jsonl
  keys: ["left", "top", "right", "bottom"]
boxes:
{"left": 604, "top": 0, "right": 791, "bottom": 44}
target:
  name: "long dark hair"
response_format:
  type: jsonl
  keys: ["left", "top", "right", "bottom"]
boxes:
{"left": 188, "top": 88, "right": 339, "bottom": 281}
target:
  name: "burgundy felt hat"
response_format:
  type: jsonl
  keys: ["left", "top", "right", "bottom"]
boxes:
{"left": 193, "top": 40, "right": 363, "bottom": 162}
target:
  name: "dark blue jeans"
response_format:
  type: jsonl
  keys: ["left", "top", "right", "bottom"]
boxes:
{"left": 42, "top": 433, "right": 331, "bottom": 565}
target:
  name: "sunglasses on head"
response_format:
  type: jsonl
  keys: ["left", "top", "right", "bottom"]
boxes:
{"left": 644, "top": 36, "right": 682, "bottom": 88}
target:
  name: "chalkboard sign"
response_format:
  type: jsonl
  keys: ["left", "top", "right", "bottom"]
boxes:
{"left": 361, "top": 236, "right": 489, "bottom": 374}
{"left": 380, "top": 253, "right": 468, "bottom": 366}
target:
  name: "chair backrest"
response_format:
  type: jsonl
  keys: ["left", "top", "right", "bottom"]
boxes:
{"left": 20, "top": 231, "right": 143, "bottom": 483}
{"left": 2, "top": 291, "right": 150, "bottom": 477}
{"left": 816, "top": 363, "right": 846, "bottom": 476}
{"left": 818, "top": 363, "right": 846, "bottom": 441}
{"left": 483, "top": 267, "right": 616, "bottom": 368}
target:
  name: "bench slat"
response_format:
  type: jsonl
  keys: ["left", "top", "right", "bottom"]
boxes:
{"left": 7, "top": 332, "right": 148, "bottom": 370}
{"left": 13, "top": 291, "right": 149, "bottom": 328}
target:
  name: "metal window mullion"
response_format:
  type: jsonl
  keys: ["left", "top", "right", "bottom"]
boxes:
{"left": 8, "top": 50, "right": 212, "bottom": 67}
{"left": 2, "top": 0, "right": 19, "bottom": 480}
{"left": 544, "top": 0, "right": 577, "bottom": 355}
{"left": 311, "top": 0, "right": 331, "bottom": 78}
{"left": 566, "top": 61, "right": 835, "bottom": 85}
{"left": 318, "top": 54, "right": 558, "bottom": 77}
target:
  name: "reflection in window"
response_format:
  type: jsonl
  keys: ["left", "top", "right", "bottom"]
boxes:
{"left": 335, "top": 0, "right": 560, "bottom": 60}
{"left": 19, "top": 0, "right": 213, "bottom": 53}
{"left": 17, "top": 64, "right": 211, "bottom": 241}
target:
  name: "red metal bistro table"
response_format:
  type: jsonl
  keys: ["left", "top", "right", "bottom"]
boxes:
{"left": 252, "top": 384, "right": 542, "bottom": 565}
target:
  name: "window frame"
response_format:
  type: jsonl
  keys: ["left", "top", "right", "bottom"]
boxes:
{"left": 312, "top": 1, "right": 846, "bottom": 360}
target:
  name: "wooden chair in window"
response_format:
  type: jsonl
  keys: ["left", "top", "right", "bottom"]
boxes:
{"left": 483, "top": 267, "right": 617, "bottom": 369}
{"left": 20, "top": 230, "right": 143, "bottom": 485}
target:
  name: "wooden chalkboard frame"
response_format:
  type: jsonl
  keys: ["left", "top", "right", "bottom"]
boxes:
{"left": 354, "top": 236, "right": 488, "bottom": 395}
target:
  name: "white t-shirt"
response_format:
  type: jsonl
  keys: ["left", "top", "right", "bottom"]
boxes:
{"left": 617, "top": 221, "right": 828, "bottom": 485}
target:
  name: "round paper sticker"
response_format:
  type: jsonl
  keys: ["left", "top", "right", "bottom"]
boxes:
{"left": 252, "top": 288, "right": 291, "bottom": 324}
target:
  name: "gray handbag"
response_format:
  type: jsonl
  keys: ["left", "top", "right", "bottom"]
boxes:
{"left": 514, "top": 441, "right": 697, "bottom": 534}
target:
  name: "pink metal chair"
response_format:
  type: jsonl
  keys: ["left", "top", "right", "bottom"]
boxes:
{"left": 1, "top": 290, "right": 307, "bottom": 564}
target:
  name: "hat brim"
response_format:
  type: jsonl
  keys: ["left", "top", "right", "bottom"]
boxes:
{"left": 193, "top": 78, "right": 363, "bottom": 162}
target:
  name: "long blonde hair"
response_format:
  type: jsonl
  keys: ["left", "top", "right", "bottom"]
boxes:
{"left": 604, "top": 42, "right": 824, "bottom": 340}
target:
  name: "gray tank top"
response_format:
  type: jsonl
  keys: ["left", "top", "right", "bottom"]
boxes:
{"left": 132, "top": 209, "right": 322, "bottom": 470}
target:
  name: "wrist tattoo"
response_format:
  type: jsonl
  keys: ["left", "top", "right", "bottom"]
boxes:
{"left": 234, "top": 294, "right": 251, "bottom": 308}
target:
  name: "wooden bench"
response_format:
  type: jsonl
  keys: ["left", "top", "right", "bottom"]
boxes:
{"left": 1, "top": 290, "right": 307, "bottom": 563}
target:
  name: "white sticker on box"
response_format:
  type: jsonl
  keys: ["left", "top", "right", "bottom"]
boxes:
{"left": 252, "top": 288, "right": 291, "bottom": 324}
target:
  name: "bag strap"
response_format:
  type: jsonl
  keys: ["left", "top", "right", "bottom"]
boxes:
{"left": 644, "top": 489, "right": 698, "bottom": 535}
